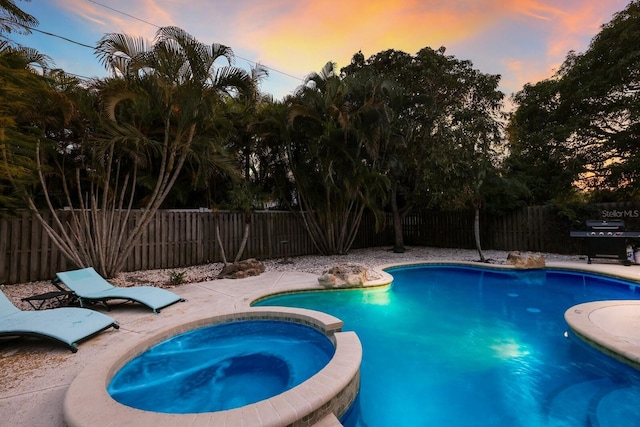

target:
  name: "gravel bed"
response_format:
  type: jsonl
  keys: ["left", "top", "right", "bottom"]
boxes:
{"left": 1, "top": 246, "right": 583, "bottom": 311}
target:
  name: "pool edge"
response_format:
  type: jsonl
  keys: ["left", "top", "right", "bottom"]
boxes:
{"left": 565, "top": 300, "right": 640, "bottom": 371}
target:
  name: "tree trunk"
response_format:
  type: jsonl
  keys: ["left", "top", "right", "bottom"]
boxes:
{"left": 474, "top": 204, "right": 486, "bottom": 262}
{"left": 233, "top": 213, "right": 252, "bottom": 263}
{"left": 214, "top": 214, "right": 229, "bottom": 267}
{"left": 391, "top": 183, "right": 405, "bottom": 253}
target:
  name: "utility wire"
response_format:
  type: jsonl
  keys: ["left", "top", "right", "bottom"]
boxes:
{"left": 15, "top": 24, "right": 95, "bottom": 80}
{"left": 17, "top": 2, "right": 305, "bottom": 85}
{"left": 87, "top": 0, "right": 160, "bottom": 29}
{"left": 87, "top": 0, "right": 304, "bottom": 82}
{"left": 25, "top": 27, "right": 94, "bottom": 49}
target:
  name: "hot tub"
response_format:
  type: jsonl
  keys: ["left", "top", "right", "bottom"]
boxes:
{"left": 64, "top": 307, "right": 361, "bottom": 427}
{"left": 107, "top": 320, "right": 336, "bottom": 413}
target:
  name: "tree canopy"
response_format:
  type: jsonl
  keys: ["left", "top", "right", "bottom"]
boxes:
{"left": 3, "top": 25, "right": 252, "bottom": 276}
{"left": 341, "top": 47, "right": 505, "bottom": 253}
{"left": 507, "top": 0, "right": 640, "bottom": 203}
{"left": 0, "top": 0, "right": 37, "bottom": 42}
{"left": 284, "top": 61, "right": 390, "bottom": 254}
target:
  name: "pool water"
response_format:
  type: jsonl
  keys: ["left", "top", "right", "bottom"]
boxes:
{"left": 255, "top": 265, "right": 640, "bottom": 427}
{"left": 108, "top": 320, "right": 335, "bottom": 413}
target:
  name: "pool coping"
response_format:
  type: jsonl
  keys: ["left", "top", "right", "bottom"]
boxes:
{"left": 565, "top": 300, "right": 640, "bottom": 370}
{"left": 63, "top": 307, "right": 362, "bottom": 427}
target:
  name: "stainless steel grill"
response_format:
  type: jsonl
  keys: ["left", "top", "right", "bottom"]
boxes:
{"left": 570, "top": 220, "right": 636, "bottom": 264}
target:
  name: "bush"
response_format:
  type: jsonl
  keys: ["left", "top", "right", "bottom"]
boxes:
{"left": 168, "top": 270, "right": 186, "bottom": 286}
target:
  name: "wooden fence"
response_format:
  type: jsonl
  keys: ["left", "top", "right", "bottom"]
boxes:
{"left": 2, "top": 203, "right": 640, "bottom": 284}
{"left": 0, "top": 209, "right": 390, "bottom": 284}
{"left": 405, "top": 202, "right": 640, "bottom": 255}
{"left": 404, "top": 207, "right": 570, "bottom": 252}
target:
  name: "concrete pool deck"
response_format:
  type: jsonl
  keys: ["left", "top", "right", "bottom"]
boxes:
{"left": 1, "top": 261, "right": 640, "bottom": 426}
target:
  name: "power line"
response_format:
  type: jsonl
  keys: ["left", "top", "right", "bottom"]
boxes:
{"left": 87, "top": 0, "right": 304, "bottom": 82}
{"left": 28, "top": 27, "right": 95, "bottom": 49}
{"left": 87, "top": 0, "right": 160, "bottom": 29}
{"left": 15, "top": 24, "right": 96, "bottom": 80}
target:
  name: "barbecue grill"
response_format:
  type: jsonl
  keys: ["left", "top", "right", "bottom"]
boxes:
{"left": 569, "top": 220, "right": 640, "bottom": 264}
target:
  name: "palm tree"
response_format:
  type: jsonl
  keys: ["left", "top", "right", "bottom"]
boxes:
{"left": 0, "top": 43, "right": 58, "bottom": 210}
{"left": 24, "top": 26, "right": 251, "bottom": 277}
{"left": 218, "top": 64, "right": 270, "bottom": 264}
{"left": 0, "top": 0, "right": 38, "bottom": 42}
{"left": 287, "top": 62, "right": 389, "bottom": 254}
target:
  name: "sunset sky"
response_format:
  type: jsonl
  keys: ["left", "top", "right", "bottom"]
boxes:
{"left": 10, "top": 0, "right": 632, "bottom": 101}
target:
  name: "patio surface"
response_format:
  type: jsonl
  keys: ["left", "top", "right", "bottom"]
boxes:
{"left": 1, "top": 260, "right": 640, "bottom": 426}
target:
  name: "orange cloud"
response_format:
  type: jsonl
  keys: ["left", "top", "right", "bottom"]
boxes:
{"left": 47, "top": 0, "right": 630, "bottom": 98}
{"left": 546, "top": 2, "right": 616, "bottom": 58}
{"left": 503, "top": 0, "right": 622, "bottom": 59}
{"left": 503, "top": 0, "right": 563, "bottom": 21}
{"left": 493, "top": 0, "right": 626, "bottom": 95}
{"left": 56, "top": 0, "right": 171, "bottom": 39}
{"left": 235, "top": 0, "right": 503, "bottom": 77}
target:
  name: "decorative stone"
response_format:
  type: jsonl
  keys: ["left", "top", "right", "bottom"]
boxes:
{"left": 506, "top": 251, "right": 546, "bottom": 269}
{"left": 318, "top": 264, "right": 367, "bottom": 288}
{"left": 218, "top": 258, "right": 266, "bottom": 279}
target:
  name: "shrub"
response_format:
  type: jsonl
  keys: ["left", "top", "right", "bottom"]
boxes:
{"left": 168, "top": 270, "right": 187, "bottom": 286}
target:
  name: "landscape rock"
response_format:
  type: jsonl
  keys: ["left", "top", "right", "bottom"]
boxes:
{"left": 217, "top": 258, "right": 266, "bottom": 279}
{"left": 506, "top": 251, "right": 546, "bottom": 269}
{"left": 318, "top": 264, "right": 368, "bottom": 288}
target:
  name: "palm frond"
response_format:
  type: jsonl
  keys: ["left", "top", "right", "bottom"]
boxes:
{"left": 0, "top": 0, "right": 38, "bottom": 35}
{"left": 95, "top": 33, "right": 149, "bottom": 76}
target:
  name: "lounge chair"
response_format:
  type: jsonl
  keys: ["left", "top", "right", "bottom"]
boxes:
{"left": 0, "top": 291, "right": 118, "bottom": 352}
{"left": 55, "top": 267, "right": 184, "bottom": 314}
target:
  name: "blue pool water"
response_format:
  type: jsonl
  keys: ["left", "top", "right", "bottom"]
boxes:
{"left": 255, "top": 265, "right": 640, "bottom": 426}
{"left": 108, "top": 320, "right": 335, "bottom": 413}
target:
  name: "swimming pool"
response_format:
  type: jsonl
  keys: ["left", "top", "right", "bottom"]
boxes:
{"left": 255, "top": 265, "right": 640, "bottom": 426}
